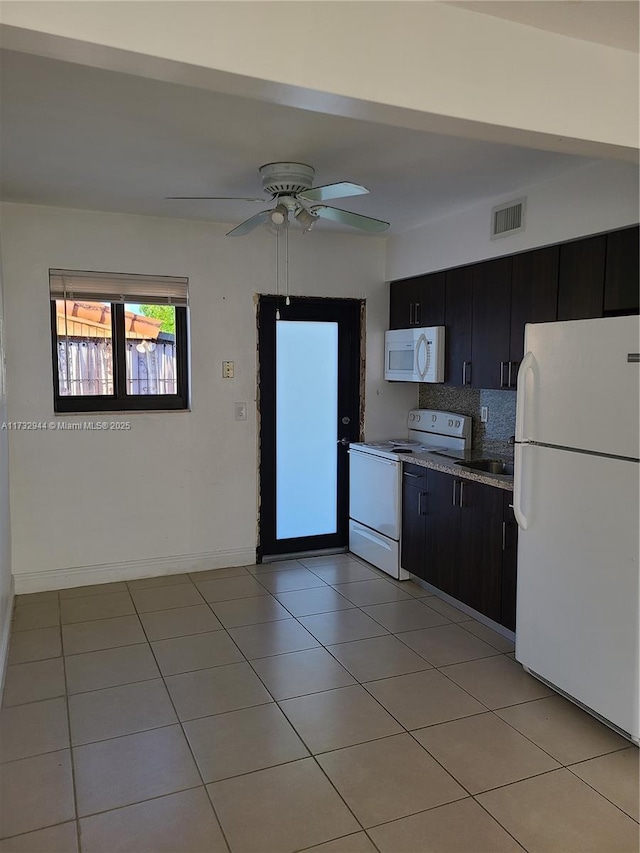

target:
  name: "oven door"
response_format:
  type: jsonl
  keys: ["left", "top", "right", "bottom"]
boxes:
{"left": 348, "top": 448, "right": 400, "bottom": 539}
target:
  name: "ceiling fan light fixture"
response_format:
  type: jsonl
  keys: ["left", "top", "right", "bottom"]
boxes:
{"left": 269, "top": 203, "right": 289, "bottom": 228}
{"left": 176, "top": 161, "right": 389, "bottom": 236}
{"left": 295, "top": 207, "right": 318, "bottom": 233}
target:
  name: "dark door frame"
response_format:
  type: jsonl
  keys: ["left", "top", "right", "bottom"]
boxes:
{"left": 257, "top": 295, "right": 363, "bottom": 561}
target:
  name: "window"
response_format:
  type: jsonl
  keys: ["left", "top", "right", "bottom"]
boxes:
{"left": 50, "top": 270, "right": 189, "bottom": 412}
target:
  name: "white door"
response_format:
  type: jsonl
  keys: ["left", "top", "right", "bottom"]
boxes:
{"left": 348, "top": 450, "right": 400, "bottom": 539}
{"left": 518, "top": 315, "right": 639, "bottom": 459}
{"left": 515, "top": 442, "right": 639, "bottom": 740}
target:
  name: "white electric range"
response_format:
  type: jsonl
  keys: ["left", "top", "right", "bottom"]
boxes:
{"left": 348, "top": 410, "right": 471, "bottom": 579}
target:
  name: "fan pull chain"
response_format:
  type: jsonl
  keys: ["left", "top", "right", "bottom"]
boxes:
{"left": 285, "top": 223, "right": 290, "bottom": 306}
{"left": 275, "top": 228, "right": 280, "bottom": 320}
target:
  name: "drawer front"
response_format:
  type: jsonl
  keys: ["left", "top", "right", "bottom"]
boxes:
{"left": 403, "top": 462, "right": 428, "bottom": 488}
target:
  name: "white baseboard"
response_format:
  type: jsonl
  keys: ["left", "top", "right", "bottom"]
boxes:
{"left": 12, "top": 548, "right": 257, "bottom": 594}
{"left": 0, "top": 577, "right": 15, "bottom": 700}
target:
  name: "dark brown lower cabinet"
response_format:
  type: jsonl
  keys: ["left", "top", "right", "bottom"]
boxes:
{"left": 423, "top": 468, "right": 458, "bottom": 596}
{"left": 401, "top": 465, "right": 428, "bottom": 580}
{"left": 456, "top": 478, "right": 504, "bottom": 623}
{"left": 402, "top": 465, "right": 517, "bottom": 629}
{"left": 501, "top": 493, "right": 518, "bottom": 631}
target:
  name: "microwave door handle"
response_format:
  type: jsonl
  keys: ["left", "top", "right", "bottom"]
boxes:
{"left": 416, "top": 334, "right": 429, "bottom": 379}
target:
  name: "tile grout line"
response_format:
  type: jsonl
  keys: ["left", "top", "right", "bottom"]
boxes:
{"left": 60, "top": 620, "right": 83, "bottom": 853}
{"left": 0, "top": 609, "right": 87, "bottom": 847}
{"left": 125, "top": 589, "right": 235, "bottom": 853}
{"left": 469, "top": 792, "right": 533, "bottom": 852}
{"left": 271, "top": 590, "right": 488, "bottom": 848}
{"left": 8, "top": 564, "right": 637, "bottom": 848}
{"left": 181, "top": 594, "right": 377, "bottom": 851}
{"left": 142, "top": 566, "right": 408, "bottom": 850}
{"left": 274, "top": 589, "right": 602, "bottom": 848}
{"left": 563, "top": 758, "right": 640, "bottom": 823}
{"left": 294, "top": 829, "right": 382, "bottom": 853}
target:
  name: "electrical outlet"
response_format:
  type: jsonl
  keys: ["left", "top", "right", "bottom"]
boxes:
{"left": 222, "top": 361, "right": 234, "bottom": 379}
{"left": 481, "top": 406, "right": 488, "bottom": 423}
{"left": 234, "top": 402, "right": 247, "bottom": 421}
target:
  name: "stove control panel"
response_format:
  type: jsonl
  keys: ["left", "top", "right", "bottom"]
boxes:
{"left": 408, "top": 410, "right": 471, "bottom": 442}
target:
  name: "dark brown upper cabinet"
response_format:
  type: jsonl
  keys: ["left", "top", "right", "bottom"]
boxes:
{"left": 389, "top": 224, "right": 637, "bottom": 389}
{"left": 389, "top": 272, "right": 445, "bottom": 329}
{"left": 604, "top": 225, "right": 639, "bottom": 315}
{"left": 471, "top": 257, "right": 512, "bottom": 390}
{"left": 557, "top": 235, "right": 606, "bottom": 321}
{"left": 510, "top": 245, "right": 559, "bottom": 366}
{"left": 444, "top": 266, "right": 473, "bottom": 386}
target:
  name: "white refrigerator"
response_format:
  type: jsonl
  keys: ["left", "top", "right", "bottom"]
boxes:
{"left": 514, "top": 315, "right": 639, "bottom": 743}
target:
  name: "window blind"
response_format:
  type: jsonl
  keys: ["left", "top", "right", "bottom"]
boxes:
{"left": 49, "top": 270, "right": 189, "bottom": 306}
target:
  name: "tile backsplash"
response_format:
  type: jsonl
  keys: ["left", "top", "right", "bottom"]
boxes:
{"left": 418, "top": 384, "right": 516, "bottom": 456}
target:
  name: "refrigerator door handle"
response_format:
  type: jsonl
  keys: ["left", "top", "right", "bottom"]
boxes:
{"left": 513, "top": 444, "right": 530, "bottom": 530}
{"left": 515, "top": 351, "right": 537, "bottom": 442}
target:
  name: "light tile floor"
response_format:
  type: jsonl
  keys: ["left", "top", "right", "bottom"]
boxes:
{"left": 1, "top": 555, "right": 638, "bottom": 853}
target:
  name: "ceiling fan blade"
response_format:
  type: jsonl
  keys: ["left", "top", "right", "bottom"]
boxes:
{"left": 312, "top": 205, "right": 390, "bottom": 233}
{"left": 166, "top": 196, "right": 266, "bottom": 202}
{"left": 299, "top": 182, "right": 369, "bottom": 203}
{"left": 226, "top": 210, "right": 273, "bottom": 237}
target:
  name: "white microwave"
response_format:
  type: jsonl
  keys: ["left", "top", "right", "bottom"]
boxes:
{"left": 384, "top": 326, "right": 445, "bottom": 383}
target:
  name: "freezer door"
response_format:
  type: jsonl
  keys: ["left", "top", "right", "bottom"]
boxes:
{"left": 515, "top": 443, "right": 639, "bottom": 740}
{"left": 519, "top": 315, "right": 639, "bottom": 459}
{"left": 348, "top": 449, "right": 400, "bottom": 539}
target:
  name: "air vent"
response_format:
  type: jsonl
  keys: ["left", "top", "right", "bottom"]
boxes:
{"left": 490, "top": 198, "right": 526, "bottom": 239}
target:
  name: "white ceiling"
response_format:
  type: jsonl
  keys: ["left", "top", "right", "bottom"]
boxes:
{"left": 0, "top": 48, "right": 597, "bottom": 235}
{"left": 450, "top": 1, "right": 639, "bottom": 53}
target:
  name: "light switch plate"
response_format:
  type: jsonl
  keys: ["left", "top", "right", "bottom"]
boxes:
{"left": 481, "top": 406, "right": 488, "bottom": 423}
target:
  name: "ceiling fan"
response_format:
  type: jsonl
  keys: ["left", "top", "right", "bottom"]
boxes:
{"left": 167, "top": 162, "right": 390, "bottom": 236}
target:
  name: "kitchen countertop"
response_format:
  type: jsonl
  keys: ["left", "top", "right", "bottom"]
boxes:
{"left": 396, "top": 449, "right": 514, "bottom": 492}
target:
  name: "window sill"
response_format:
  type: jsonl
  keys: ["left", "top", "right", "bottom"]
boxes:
{"left": 53, "top": 409, "right": 192, "bottom": 416}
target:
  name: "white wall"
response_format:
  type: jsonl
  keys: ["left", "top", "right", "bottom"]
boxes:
{"left": 1, "top": 2, "right": 637, "bottom": 159}
{"left": 386, "top": 160, "right": 640, "bottom": 280}
{"left": 1, "top": 203, "right": 414, "bottom": 591}
{"left": 0, "top": 233, "right": 14, "bottom": 685}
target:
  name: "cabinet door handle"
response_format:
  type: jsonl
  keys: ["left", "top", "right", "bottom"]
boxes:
{"left": 510, "top": 361, "right": 519, "bottom": 388}
{"left": 404, "top": 472, "right": 421, "bottom": 479}
{"left": 418, "top": 492, "right": 427, "bottom": 516}
{"left": 507, "top": 361, "right": 512, "bottom": 388}
{"left": 462, "top": 361, "right": 471, "bottom": 386}
{"left": 500, "top": 361, "right": 508, "bottom": 388}
{"left": 409, "top": 303, "right": 414, "bottom": 325}
{"left": 452, "top": 479, "right": 458, "bottom": 506}
{"left": 502, "top": 520, "right": 506, "bottom": 551}
{"left": 459, "top": 480, "right": 465, "bottom": 508}
{"left": 415, "top": 302, "right": 421, "bottom": 325}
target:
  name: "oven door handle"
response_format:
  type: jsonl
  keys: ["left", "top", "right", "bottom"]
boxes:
{"left": 348, "top": 450, "right": 397, "bottom": 466}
